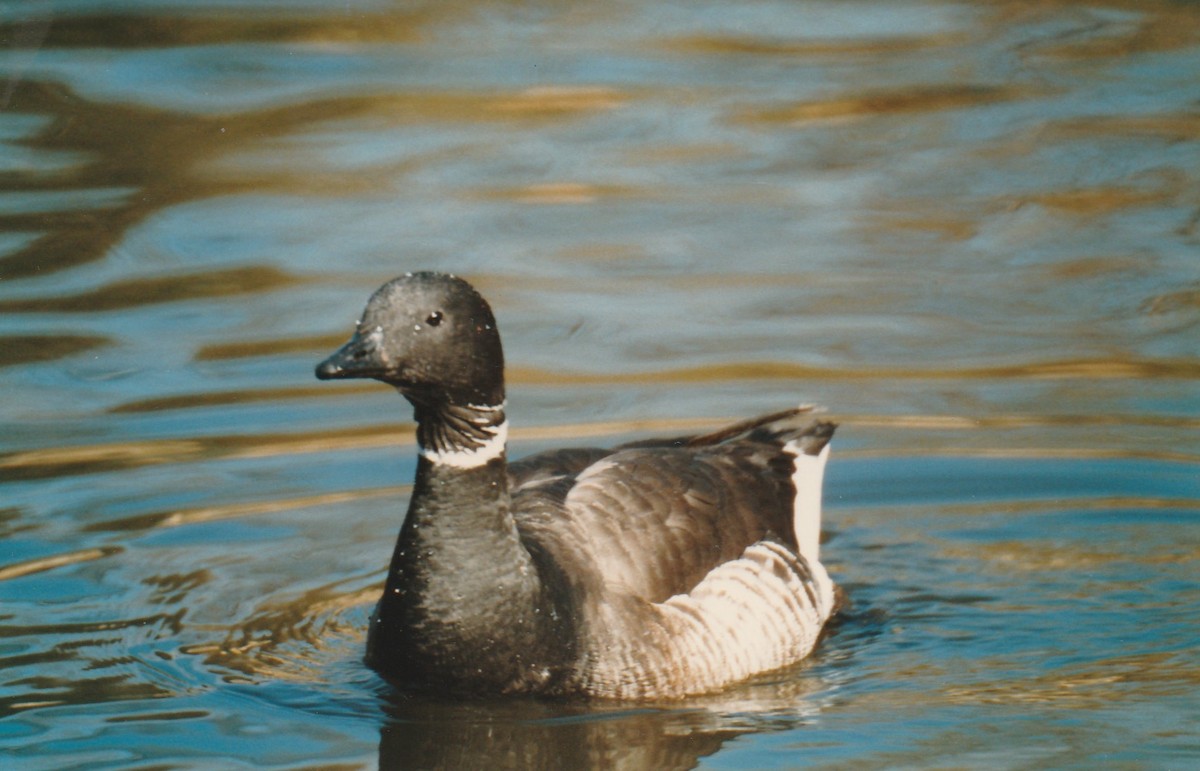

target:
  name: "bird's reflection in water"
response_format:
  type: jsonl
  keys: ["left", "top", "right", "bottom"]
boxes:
{"left": 376, "top": 672, "right": 831, "bottom": 770}
{"left": 378, "top": 696, "right": 734, "bottom": 770}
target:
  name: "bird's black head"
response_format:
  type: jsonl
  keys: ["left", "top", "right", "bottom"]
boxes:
{"left": 315, "top": 272, "right": 505, "bottom": 408}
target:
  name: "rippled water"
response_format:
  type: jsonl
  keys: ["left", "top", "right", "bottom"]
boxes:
{"left": 1, "top": 0, "right": 1198, "bottom": 767}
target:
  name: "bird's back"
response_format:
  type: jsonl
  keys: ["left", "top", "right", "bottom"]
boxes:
{"left": 507, "top": 409, "right": 838, "bottom": 698}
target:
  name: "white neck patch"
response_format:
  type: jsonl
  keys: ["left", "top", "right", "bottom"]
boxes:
{"left": 420, "top": 419, "right": 508, "bottom": 469}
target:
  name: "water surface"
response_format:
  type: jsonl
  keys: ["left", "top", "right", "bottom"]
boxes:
{"left": 1, "top": 0, "right": 1198, "bottom": 768}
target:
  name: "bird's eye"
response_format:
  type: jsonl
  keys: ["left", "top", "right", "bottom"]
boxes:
{"left": 426, "top": 311, "right": 443, "bottom": 327}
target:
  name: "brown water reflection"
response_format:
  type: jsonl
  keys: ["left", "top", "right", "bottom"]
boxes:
{"left": 944, "top": 649, "right": 1198, "bottom": 708}
{"left": 2, "top": 11, "right": 426, "bottom": 48}
{"left": 0, "top": 332, "right": 108, "bottom": 365}
{"left": 0, "top": 265, "right": 299, "bottom": 312}
{"left": 1, "top": 80, "right": 235, "bottom": 279}
{"left": 1046, "top": 114, "right": 1200, "bottom": 144}
{"left": 1018, "top": 1, "right": 1200, "bottom": 59}
{"left": 739, "top": 84, "right": 1028, "bottom": 125}
{"left": 0, "top": 72, "right": 623, "bottom": 280}
{"left": 665, "top": 32, "right": 964, "bottom": 58}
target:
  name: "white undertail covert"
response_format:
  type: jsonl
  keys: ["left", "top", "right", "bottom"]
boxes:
{"left": 784, "top": 440, "right": 830, "bottom": 564}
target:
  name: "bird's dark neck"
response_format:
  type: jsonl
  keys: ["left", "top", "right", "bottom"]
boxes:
{"left": 367, "top": 400, "right": 570, "bottom": 693}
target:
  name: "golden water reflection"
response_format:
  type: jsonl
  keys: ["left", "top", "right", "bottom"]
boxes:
{"left": 737, "top": 84, "right": 1029, "bottom": 125}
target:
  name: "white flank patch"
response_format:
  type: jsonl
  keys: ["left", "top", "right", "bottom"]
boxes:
{"left": 783, "top": 441, "right": 829, "bottom": 564}
{"left": 420, "top": 420, "right": 508, "bottom": 469}
{"left": 656, "top": 540, "right": 835, "bottom": 693}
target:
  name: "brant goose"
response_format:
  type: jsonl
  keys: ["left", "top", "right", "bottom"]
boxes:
{"left": 316, "top": 272, "right": 837, "bottom": 699}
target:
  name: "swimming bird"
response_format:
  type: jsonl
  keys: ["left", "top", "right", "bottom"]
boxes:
{"left": 315, "top": 272, "right": 837, "bottom": 699}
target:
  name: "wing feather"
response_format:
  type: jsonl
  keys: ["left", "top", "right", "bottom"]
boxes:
{"left": 515, "top": 442, "right": 797, "bottom": 603}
